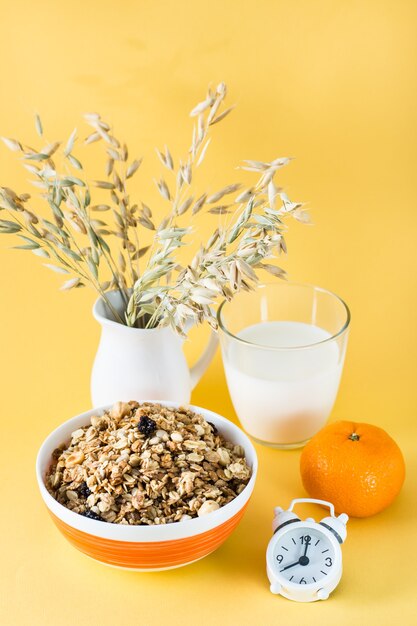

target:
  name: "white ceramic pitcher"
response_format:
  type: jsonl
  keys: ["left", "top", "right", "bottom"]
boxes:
{"left": 91, "top": 291, "right": 218, "bottom": 407}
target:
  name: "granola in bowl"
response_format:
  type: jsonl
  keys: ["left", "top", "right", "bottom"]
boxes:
{"left": 46, "top": 401, "right": 252, "bottom": 525}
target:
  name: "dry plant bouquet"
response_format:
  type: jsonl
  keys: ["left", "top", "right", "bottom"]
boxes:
{"left": 0, "top": 83, "right": 309, "bottom": 334}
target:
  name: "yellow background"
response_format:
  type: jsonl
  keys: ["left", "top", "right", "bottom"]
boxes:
{"left": 0, "top": 1, "right": 416, "bottom": 624}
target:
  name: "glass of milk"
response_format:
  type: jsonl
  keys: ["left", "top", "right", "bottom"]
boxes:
{"left": 218, "top": 282, "right": 350, "bottom": 448}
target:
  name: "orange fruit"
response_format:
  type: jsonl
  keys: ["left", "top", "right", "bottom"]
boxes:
{"left": 300, "top": 421, "right": 405, "bottom": 517}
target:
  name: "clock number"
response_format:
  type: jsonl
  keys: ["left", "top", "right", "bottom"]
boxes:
{"left": 325, "top": 557, "right": 333, "bottom": 567}
{"left": 276, "top": 554, "right": 283, "bottom": 564}
{"left": 299, "top": 577, "right": 307, "bottom": 584}
{"left": 300, "top": 535, "right": 311, "bottom": 545}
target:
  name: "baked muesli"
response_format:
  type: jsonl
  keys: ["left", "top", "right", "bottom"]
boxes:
{"left": 46, "top": 402, "right": 252, "bottom": 525}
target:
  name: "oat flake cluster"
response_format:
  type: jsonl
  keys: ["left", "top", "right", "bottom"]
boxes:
{"left": 46, "top": 401, "right": 251, "bottom": 525}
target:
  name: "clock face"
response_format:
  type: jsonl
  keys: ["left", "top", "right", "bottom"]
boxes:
{"left": 273, "top": 527, "right": 336, "bottom": 586}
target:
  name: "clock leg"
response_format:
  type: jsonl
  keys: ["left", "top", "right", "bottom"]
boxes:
{"left": 317, "top": 588, "right": 329, "bottom": 600}
{"left": 270, "top": 582, "right": 282, "bottom": 595}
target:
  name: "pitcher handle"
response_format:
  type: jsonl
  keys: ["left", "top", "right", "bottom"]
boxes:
{"left": 189, "top": 329, "right": 218, "bottom": 390}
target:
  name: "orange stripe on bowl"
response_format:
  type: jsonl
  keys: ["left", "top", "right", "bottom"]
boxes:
{"left": 49, "top": 503, "right": 249, "bottom": 569}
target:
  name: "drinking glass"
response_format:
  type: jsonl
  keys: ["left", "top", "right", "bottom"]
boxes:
{"left": 218, "top": 282, "right": 350, "bottom": 449}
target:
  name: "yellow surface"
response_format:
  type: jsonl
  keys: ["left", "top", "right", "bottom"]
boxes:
{"left": 0, "top": 1, "right": 416, "bottom": 624}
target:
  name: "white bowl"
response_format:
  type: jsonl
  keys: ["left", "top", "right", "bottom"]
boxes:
{"left": 36, "top": 401, "right": 258, "bottom": 570}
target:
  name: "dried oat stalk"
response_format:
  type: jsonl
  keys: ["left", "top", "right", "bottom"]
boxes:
{"left": 0, "top": 83, "right": 309, "bottom": 331}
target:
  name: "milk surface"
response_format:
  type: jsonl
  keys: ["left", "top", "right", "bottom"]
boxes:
{"left": 223, "top": 321, "right": 343, "bottom": 445}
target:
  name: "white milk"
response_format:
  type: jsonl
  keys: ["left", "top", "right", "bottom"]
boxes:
{"left": 223, "top": 321, "right": 344, "bottom": 445}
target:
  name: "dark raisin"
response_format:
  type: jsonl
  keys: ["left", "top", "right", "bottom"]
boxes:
{"left": 82, "top": 509, "right": 103, "bottom": 521}
{"left": 138, "top": 415, "right": 157, "bottom": 437}
{"left": 207, "top": 421, "right": 218, "bottom": 435}
{"left": 78, "top": 482, "right": 91, "bottom": 499}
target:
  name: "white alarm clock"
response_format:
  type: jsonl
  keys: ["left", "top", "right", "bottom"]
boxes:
{"left": 266, "top": 498, "right": 348, "bottom": 602}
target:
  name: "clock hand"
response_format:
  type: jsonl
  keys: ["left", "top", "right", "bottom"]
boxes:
{"left": 303, "top": 537, "right": 311, "bottom": 558}
{"left": 280, "top": 560, "right": 300, "bottom": 572}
